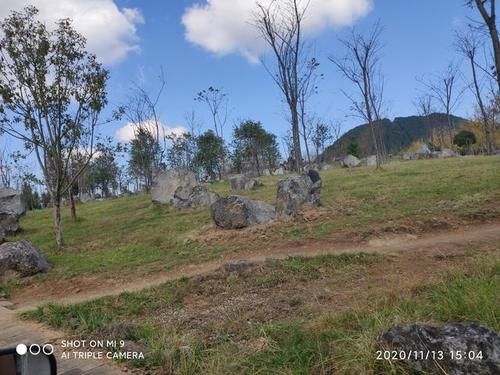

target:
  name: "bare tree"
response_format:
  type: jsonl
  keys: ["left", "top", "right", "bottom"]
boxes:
{"left": 298, "top": 57, "right": 321, "bottom": 165}
{"left": 330, "top": 22, "right": 386, "bottom": 168}
{"left": 413, "top": 94, "right": 439, "bottom": 147}
{"left": 456, "top": 30, "right": 496, "bottom": 153}
{"left": 195, "top": 86, "right": 228, "bottom": 140}
{"left": 466, "top": 0, "right": 500, "bottom": 92}
{"left": 254, "top": 0, "right": 312, "bottom": 172}
{"left": 121, "top": 70, "right": 166, "bottom": 171}
{"left": 418, "top": 63, "right": 465, "bottom": 146}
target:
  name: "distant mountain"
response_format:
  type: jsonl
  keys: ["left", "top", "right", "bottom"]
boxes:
{"left": 323, "top": 113, "right": 468, "bottom": 159}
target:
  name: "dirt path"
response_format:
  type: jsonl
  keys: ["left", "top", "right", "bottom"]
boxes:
{"left": 1, "top": 222, "right": 498, "bottom": 374}
{"left": 0, "top": 302, "right": 125, "bottom": 374}
{"left": 10, "top": 221, "right": 500, "bottom": 311}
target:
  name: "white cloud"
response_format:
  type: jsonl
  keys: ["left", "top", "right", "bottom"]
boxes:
{"left": 182, "top": 0, "right": 373, "bottom": 62}
{"left": 0, "top": 0, "right": 144, "bottom": 65}
{"left": 116, "top": 121, "right": 187, "bottom": 142}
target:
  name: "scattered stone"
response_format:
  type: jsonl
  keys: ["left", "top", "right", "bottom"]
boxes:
{"left": 274, "top": 167, "right": 285, "bottom": 175}
{"left": 436, "top": 148, "right": 457, "bottom": 158}
{"left": 151, "top": 169, "right": 197, "bottom": 204}
{"left": 343, "top": 154, "right": 361, "bottom": 168}
{"left": 320, "top": 164, "right": 334, "bottom": 171}
{"left": 262, "top": 169, "right": 271, "bottom": 176}
{"left": 211, "top": 196, "right": 275, "bottom": 229}
{"left": 0, "top": 240, "right": 49, "bottom": 277}
{"left": 367, "top": 155, "right": 377, "bottom": 167}
{"left": 224, "top": 260, "right": 254, "bottom": 273}
{"left": 79, "top": 193, "right": 94, "bottom": 203}
{"left": 173, "top": 185, "right": 219, "bottom": 209}
{"left": 275, "top": 170, "right": 321, "bottom": 217}
{"left": 230, "top": 175, "right": 263, "bottom": 191}
{"left": 379, "top": 322, "right": 500, "bottom": 375}
{"left": 0, "top": 188, "right": 25, "bottom": 238}
{"left": 410, "top": 143, "right": 432, "bottom": 160}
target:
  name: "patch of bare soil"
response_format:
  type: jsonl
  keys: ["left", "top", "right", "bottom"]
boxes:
{"left": 142, "top": 240, "right": 499, "bottom": 349}
{"left": 9, "top": 222, "right": 500, "bottom": 311}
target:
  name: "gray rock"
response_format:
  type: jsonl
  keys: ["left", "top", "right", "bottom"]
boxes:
{"left": 276, "top": 170, "right": 321, "bottom": 217}
{"left": 321, "top": 164, "right": 334, "bottom": 171}
{"left": 224, "top": 260, "right": 254, "bottom": 273}
{"left": 410, "top": 143, "right": 432, "bottom": 160}
{"left": 0, "top": 240, "right": 49, "bottom": 277}
{"left": 151, "top": 169, "right": 197, "bottom": 204}
{"left": 274, "top": 167, "right": 285, "bottom": 175}
{"left": 380, "top": 322, "right": 500, "bottom": 375}
{"left": 262, "top": 169, "right": 271, "bottom": 176}
{"left": 0, "top": 188, "right": 25, "bottom": 216}
{"left": 0, "top": 188, "right": 25, "bottom": 237}
{"left": 367, "top": 155, "right": 377, "bottom": 167}
{"left": 230, "top": 175, "right": 263, "bottom": 191}
{"left": 173, "top": 185, "right": 219, "bottom": 209}
{"left": 437, "top": 148, "right": 457, "bottom": 158}
{"left": 343, "top": 154, "right": 361, "bottom": 168}
{"left": 211, "top": 196, "right": 275, "bottom": 229}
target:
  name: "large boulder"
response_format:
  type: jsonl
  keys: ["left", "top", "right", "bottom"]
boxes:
{"left": 380, "top": 322, "right": 500, "bottom": 375}
{"left": 211, "top": 196, "right": 275, "bottom": 229}
{"left": 0, "top": 188, "right": 25, "bottom": 238}
{"left": 151, "top": 170, "right": 197, "bottom": 204}
{"left": 276, "top": 170, "right": 321, "bottom": 217}
{"left": 173, "top": 186, "right": 219, "bottom": 209}
{"left": 229, "top": 175, "right": 263, "bottom": 191}
{"left": 343, "top": 154, "right": 361, "bottom": 168}
{"left": 0, "top": 240, "right": 49, "bottom": 277}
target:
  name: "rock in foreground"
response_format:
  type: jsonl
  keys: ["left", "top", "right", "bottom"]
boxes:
{"left": 211, "top": 196, "right": 275, "bottom": 229}
{"left": 276, "top": 170, "right": 321, "bottom": 217}
{"left": 173, "top": 185, "right": 219, "bottom": 209}
{"left": 379, "top": 322, "right": 500, "bottom": 375}
{"left": 0, "top": 240, "right": 49, "bottom": 277}
{"left": 151, "top": 170, "right": 197, "bottom": 204}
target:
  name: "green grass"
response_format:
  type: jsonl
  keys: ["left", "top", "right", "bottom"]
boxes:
{"left": 24, "top": 253, "right": 499, "bottom": 374}
{"left": 5, "top": 156, "right": 500, "bottom": 286}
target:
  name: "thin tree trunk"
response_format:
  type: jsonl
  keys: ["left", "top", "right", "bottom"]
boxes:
{"left": 69, "top": 191, "right": 77, "bottom": 222}
{"left": 291, "top": 108, "right": 302, "bottom": 172}
{"left": 475, "top": 0, "right": 500, "bottom": 92}
{"left": 54, "top": 199, "right": 63, "bottom": 249}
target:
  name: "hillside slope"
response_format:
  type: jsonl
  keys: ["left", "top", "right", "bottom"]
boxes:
{"left": 324, "top": 113, "right": 468, "bottom": 159}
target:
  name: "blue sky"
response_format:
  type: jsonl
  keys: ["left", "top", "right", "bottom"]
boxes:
{"left": 0, "top": 0, "right": 488, "bottom": 159}
{"left": 106, "top": 0, "right": 479, "bottom": 141}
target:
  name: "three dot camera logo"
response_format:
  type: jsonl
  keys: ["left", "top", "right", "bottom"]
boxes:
{"left": 16, "top": 343, "right": 54, "bottom": 356}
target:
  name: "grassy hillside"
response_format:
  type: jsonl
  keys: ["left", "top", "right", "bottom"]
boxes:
{"left": 324, "top": 113, "right": 468, "bottom": 158}
{"left": 4, "top": 156, "right": 499, "bottom": 292}
{"left": 25, "top": 243, "right": 499, "bottom": 374}
{"left": 9, "top": 155, "right": 500, "bottom": 374}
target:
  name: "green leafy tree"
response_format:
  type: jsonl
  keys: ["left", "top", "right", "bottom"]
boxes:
{"left": 0, "top": 7, "right": 108, "bottom": 248}
{"left": 22, "top": 182, "right": 42, "bottom": 211}
{"left": 128, "top": 128, "right": 162, "bottom": 192}
{"left": 347, "top": 141, "right": 361, "bottom": 158}
{"left": 166, "top": 132, "right": 197, "bottom": 172}
{"left": 194, "top": 130, "right": 225, "bottom": 180}
{"left": 232, "top": 120, "right": 280, "bottom": 175}
{"left": 90, "top": 139, "right": 121, "bottom": 198}
{"left": 311, "top": 121, "right": 333, "bottom": 160}
{"left": 454, "top": 130, "right": 477, "bottom": 154}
